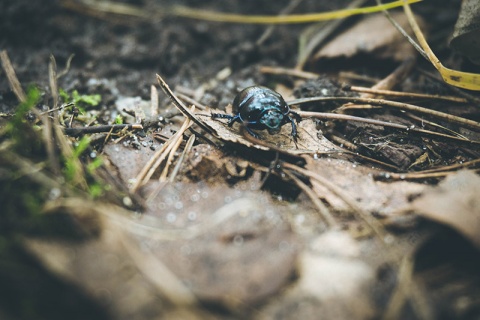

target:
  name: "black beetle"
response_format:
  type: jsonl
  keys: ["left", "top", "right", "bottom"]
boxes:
{"left": 211, "top": 86, "right": 301, "bottom": 141}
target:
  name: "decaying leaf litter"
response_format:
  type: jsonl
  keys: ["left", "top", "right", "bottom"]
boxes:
{"left": 1, "top": 0, "right": 480, "bottom": 319}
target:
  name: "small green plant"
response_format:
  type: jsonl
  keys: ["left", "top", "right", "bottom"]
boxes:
{"left": 63, "top": 136, "right": 91, "bottom": 183}
{"left": 63, "top": 136, "right": 106, "bottom": 198}
{"left": 114, "top": 114, "right": 123, "bottom": 124}
{"left": 5, "top": 86, "right": 40, "bottom": 137}
{"left": 59, "top": 89, "right": 101, "bottom": 112}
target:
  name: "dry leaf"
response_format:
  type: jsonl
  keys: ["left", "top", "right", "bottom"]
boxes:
{"left": 314, "top": 12, "right": 421, "bottom": 61}
{"left": 259, "top": 231, "right": 375, "bottom": 320}
{"left": 201, "top": 112, "right": 339, "bottom": 155}
{"left": 295, "top": 252, "right": 375, "bottom": 319}
{"left": 104, "top": 139, "right": 164, "bottom": 184}
{"left": 305, "top": 156, "right": 425, "bottom": 215}
{"left": 136, "top": 185, "right": 300, "bottom": 309}
{"left": 411, "top": 170, "right": 480, "bottom": 249}
{"left": 450, "top": 0, "right": 480, "bottom": 65}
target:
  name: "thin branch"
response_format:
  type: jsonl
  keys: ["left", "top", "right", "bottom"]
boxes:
{"left": 283, "top": 162, "right": 388, "bottom": 241}
{"left": 0, "top": 50, "right": 26, "bottom": 102}
{"left": 64, "top": 123, "right": 143, "bottom": 136}
{"left": 295, "top": 110, "right": 480, "bottom": 145}
{"left": 284, "top": 169, "right": 338, "bottom": 227}
{"left": 169, "top": 134, "right": 196, "bottom": 183}
{"left": 289, "top": 96, "right": 480, "bottom": 131}
{"left": 156, "top": 74, "right": 215, "bottom": 135}
{"left": 345, "top": 86, "right": 468, "bottom": 103}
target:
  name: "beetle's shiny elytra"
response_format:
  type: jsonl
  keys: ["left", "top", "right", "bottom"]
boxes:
{"left": 211, "top": 86, "right": 301, "bottom": 141}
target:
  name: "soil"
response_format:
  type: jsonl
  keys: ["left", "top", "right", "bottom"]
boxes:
{"left": 1, "top": 0, "right": 480, "bottom": 319}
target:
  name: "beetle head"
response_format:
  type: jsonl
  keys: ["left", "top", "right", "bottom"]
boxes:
{"left": 260, "top": 110, "right": 283, "bottom": 134}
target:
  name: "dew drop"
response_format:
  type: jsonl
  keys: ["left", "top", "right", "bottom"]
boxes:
{"left": 233, "top": 235, "right": 244, "bottom": 246}
{"left": 166, "top": 212, "right": 176, "bottom": 223}
{"left": 295, "top": 214, "right": 305, "bottom": 224}
{"left": 123, "top": 196, "right": 133, "bottom": 207}
{"left": 187, "top": 211, "right": 197, "bottom": 221}
{"left": 48, "top": 188, "right": 61, "bottom": 200}
{"left": 174, "top": 201, "right": 183, "bottom": 210}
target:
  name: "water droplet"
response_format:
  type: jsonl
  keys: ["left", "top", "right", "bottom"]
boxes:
{"left": 233, "top": 235, "right": 244, "bottom": 246}
{"left": 201, "top": 191, "right": 209, "bottom": 199}
{"left": 123, "top": 196, "right": 133, "bottom": 207}
{"left": 313, "top": 153, "right": 319, "bottom": 160}
{"left": 90, "top": 151, "right": 97, "bottom": 158}
{"left": 295, "top": 214, "right": 305, "bottom": 224}
{"left": 188, "top": 211, "right": 197, "bottom": 221}
{"left": 384, "top": 235, "right": 395, "bottom": 244}
{"left": 174, "top": 201, "right": 183, "bottom": 210}
{"left": 48, "top": 188, "right": 61, "bottom": 200}
{"left": 166, "top": 212, "right": 176, "bottom": 223}
{"left": 190, "top": 194, "right": 200, "bottom": 202}
{"left": 384, "top": 173, "right": 391, "bottom": 179}
{"left": 400, "top": 174, "right": 406, "bottom": 180}
{"left": 265, "top": 209, "right": 275, "bottom": 219}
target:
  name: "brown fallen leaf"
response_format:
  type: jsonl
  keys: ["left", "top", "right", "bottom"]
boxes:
{"left": 201, "top": 112, "right": 339, "bottom": 155}
{"left": 134, "top": 185, "right": 300, "bottom": 310}
{"left": 104, "top": 138, "right": 164, "bottom": 184}
{"left": 411, "top": 170, "right": 480, "bottom": 249}
{"left": 305, "top": 156, "right": 426, "bottom": 215}
{"left": 450, "top": 0, "right": 480, "bottom": 65}
{"left": 314, "top": 12, "right": 422, "bottom": 61}
{"left": 258, "top": 231, "right": 376, "bottom": 320}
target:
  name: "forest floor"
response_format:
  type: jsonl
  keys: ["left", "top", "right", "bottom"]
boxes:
{"left": 1, "top": 0, "right": 480, "bottom": 319}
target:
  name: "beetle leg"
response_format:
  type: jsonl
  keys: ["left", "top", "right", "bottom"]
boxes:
{"left": 211, "top": 113, "right": 234, "bottom": 120}
{"left": 211, "top": 113, "right": 241, "bottom": 127}
{"left": 289, "top": 117, "right": 298, "bottom": 142}
{"left": 227, "top": 114, "right": 241, "bottom": 127}
{"left": 286, "top": 115, "right": 298, "bottom": 142}
{"left": 289, "top": 111, "right": 302, "bottom": 123}
{"left": 244, "top": 126, "right": 260, "bottom": 139}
